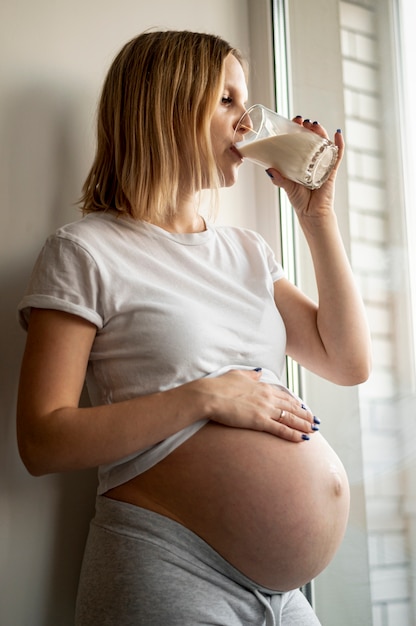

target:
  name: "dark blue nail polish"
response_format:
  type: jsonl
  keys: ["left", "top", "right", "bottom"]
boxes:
{"left": 304, "top": 118, "right": 311, "bottom": 123}
{"left": 313, "top": 416, "right": 321, "bottom": 425}
{"left": 253, "top": 367, "right": 262, "bottom": 372}
{"left": 266, "top": 170, "right": 274, "bottom": 179}
{"left": 301, "top": 403, "right": 308, "bottom": 410}
{"left": 295, "top": 115, "right": 302, "bottom": 119}
{"left": 336, "top": 128, "right": 342, "bottom": 134}
{"left": 302, "top": 434, "right": 310, "bottom": 441}
{"left": 313, "top": 120, "right": 319, "bottom": 125}
{"left": 312, "top": 424, "right": 320, "bottom": 431}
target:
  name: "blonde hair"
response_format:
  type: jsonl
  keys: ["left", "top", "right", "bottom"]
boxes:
{"left": 80, "top": 30, "right": 246, "bottom": 221}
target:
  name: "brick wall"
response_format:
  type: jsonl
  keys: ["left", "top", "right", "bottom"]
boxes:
{"left": 340, "top": 1, "right": 413, "bottom": 624}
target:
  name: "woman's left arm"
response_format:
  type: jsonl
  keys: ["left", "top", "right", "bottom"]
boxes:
{"left": 269, "top": 120, "right": 372, "bottom": 386}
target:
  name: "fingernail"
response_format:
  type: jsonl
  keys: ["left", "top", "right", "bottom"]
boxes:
{"left": 313, "top": 416, "right": 321, "bottom": 424}
{"left": 313, "top": 120, "right": 319, "bottom": 125}
{"left": 336, "top": 128, "right": 342, "bottom": 134}
{"left": 295, "top": 115, "right": 302, "bottom": 119}
{"left": 301, "top": 403, "right": 308, "bottom": 410}
{"left": 312, "top": 424, "right": 320, "bottom": 431}
{"left": 266, "top": 169, "right": 274, "bottom": 179}
{"left": 302, "top": 434, "right": 310, "bottom": 441}
{"left": 304, "top": 118, "right": 311, "bottom": 123}
{"left": 253, "top": 367, "right": 262, "bottom": 372}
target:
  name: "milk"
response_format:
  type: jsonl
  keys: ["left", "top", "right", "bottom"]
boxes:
{"left": 238, "top": 132, "right": 337, "bottom": 188}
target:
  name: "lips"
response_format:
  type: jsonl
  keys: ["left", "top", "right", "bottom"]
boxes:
{"left": 230, "top": 144, "right": 244, "bottom": 160}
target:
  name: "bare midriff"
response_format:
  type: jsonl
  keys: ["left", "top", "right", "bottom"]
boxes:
{"left": 105, "top": 422, "right": 350, "bottom": 591}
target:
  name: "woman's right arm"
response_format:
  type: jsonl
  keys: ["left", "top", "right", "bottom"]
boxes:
{"left": 17, "top": 309, "right": 315, "bottom": 476}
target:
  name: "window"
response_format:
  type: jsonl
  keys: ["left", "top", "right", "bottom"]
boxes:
{"left": 249, "top": 0, "right": 416, "bottom": 623}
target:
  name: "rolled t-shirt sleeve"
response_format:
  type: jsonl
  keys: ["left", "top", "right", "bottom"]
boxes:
{"left": 256, "top": 232, "right": 285, "bottom": 283}
{"left": 18, "top": 235, "right": 104, "bottom": 330}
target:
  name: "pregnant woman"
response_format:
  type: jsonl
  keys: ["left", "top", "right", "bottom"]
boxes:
{"left": 16, "top": 30, "right": 371, "bottom": 625}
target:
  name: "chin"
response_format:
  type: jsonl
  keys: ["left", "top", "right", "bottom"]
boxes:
{"left": 221, "top": 168, "right": 240, "bottom": 188}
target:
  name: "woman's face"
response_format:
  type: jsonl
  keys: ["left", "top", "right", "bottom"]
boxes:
{"left": 210, "top": 54, "right": 249, "bottom": 187}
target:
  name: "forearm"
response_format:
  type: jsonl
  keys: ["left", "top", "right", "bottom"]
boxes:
{"left": 268, "top": 122, "right": 371, "bottom": 382}
{"left": 18, "top": 381, "right": 208, "bottom": 476}
{"left": 299, "top": 212, "right": 372, "bottom": 382}
{"left": 18, "top": 367, "right": 319, "bottom": 476}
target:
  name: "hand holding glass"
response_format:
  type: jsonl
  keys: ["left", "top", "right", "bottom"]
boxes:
{"left": 234, "top": 105, "right": 338, "bottom": 189}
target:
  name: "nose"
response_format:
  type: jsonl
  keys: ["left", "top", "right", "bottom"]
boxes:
{"left": 233, "top": 109, "right": 253, "bottom": 144}
{"left": 234, "top": 109, "right": 253, "bottom": 133}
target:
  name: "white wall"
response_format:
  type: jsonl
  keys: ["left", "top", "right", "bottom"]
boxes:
{"left": 0, "top": 2, "right": 253, "bottom": 624}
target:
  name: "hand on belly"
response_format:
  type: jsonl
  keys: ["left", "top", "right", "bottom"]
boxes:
{"left": 107, "top": 422, "right": 350, "bottom": 591}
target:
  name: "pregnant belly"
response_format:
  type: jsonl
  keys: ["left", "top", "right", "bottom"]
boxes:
{"left": 106, "top": 422, "right": 350, "bottom": 591}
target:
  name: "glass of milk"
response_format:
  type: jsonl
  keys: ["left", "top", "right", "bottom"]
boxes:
{"left": 233, "top": 104, "right": 338, "bottom": 189}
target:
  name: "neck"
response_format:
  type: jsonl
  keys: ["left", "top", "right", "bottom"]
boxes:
{"left": 150, "top": 196, "right": 206, "bottom": 234}
{"left": 155, "top": 214, "right": 206, "bottom": 234}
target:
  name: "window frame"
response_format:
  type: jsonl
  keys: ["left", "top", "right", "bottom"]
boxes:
{"left": 247, "top": 1, "right": 373, "bottom": 623}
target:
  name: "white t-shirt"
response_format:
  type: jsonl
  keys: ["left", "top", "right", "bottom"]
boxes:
{"left": 18, "top": 211, "right": 287, "bottom": 493}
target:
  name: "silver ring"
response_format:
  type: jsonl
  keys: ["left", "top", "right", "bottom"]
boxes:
{"left": 280, "top": 410, "right": 286, "bottom": 420}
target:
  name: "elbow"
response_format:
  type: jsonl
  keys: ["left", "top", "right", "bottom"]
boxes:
{"left": 336, "top": 355, "right": 372, "bottom": 387}
{"left": 16, "top": 406, "right": 67, "bottom": 476}
{"left": 24, "top": 464, "right": 47, "bottom": 478}
{"left": 344, "top": 369, "right": 370, "bottom": 387}
{"left": 358, "top": 362, "right": 372, "bottom": 384}
{"left": 18, "top": 441, "right": 49, "bottom": 477}
{"left": 354, "top": 350, "right": 373, "bottom": 384}
{"left": 17, "top": 428, "right": 55, "bottom": 477}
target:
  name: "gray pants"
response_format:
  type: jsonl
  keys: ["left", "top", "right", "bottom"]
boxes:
{"left": 75, "top": 496, "right": 321, "bottom": 626}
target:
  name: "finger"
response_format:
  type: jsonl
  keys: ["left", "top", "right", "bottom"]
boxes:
{"left": 275, "top": 409, "right": 318, "bottom": 434}
{"left": 333, "top": 128, "right": 345, "bottom": 164}
{"left": 305, "top": 119, "right": 330, "bottom": 140}
{"left": 230, "top": 369, "right": 263, "bottom": 381}
{"left": 264, "top": 420, "right": 312, "bottom": 443}
{"left": 280, "top": 397, "right": 314, "bottom": 425}
{"left": 265, "top": 168, "right": 298, "bottom": 194}
{"left": 324, "top": 129, "right": 344, "bottom": 178}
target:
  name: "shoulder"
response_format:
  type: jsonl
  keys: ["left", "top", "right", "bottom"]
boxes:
{"left": 32, "top": 213, "right": 125, "bottom": 289}
{"left": 212, "top": 224, "right": 284, "bottom": 281}
{"left": 53, "top": 211, "right": 121, "bottom": 246}
{"left": 213, "top": 223, "right": 274, "bottom": 254}
{"left": 44, "top": 211, "right": 146, "bottom": 266}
